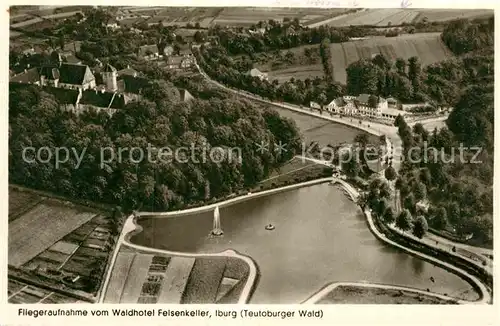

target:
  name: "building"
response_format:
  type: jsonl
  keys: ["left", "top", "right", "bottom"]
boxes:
{"left": 138, "top": 44, "right": 160, "bottom": 60}
{"left": 354, "top": 94, "right": 388, "bottom": 118}
{"left": 101, "top": 63, "right": 118, "bottom": 92}
{"left": 39, "top": 62, "right": 96, "bottom": 90}
{"left": 309, "top": 101, "right": 321, "bottom": 110}
{"left": 138, "top": 44, "right": 174, "bottom": 61}
{"left": 325, "top": 94, "right": 406, "bottom": 122}
{"left": 165, "top": 55, "right": 195, "bottom": 70}
{"left": 380, "top": 107, "right": 408, "bottom": 121}
{"left": 248, "top": 68, "right": 268, "bottom": 81}
{"left": 386, "top": 97, "right": 398, "bottom": 108}
{"left": 179, "top": 89, "right": 194, "bottom": 102}
{"left": 10, "top": 67, "right": 41, "bottom": 85}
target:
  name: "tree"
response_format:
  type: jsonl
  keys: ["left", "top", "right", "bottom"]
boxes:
{"left": 354, "top": 133, "right": 369, "bottom": 148}
{"left": 413, "top": 181, "right": 427, "bottom": 201}
{"left": 395, "top": 58, "right": 407, "bottom": 75}
{"left": 430, "top": 206, "right": 448, "bottom": 230}
{"left": 341, "top": 151, "right": 361, "bottom": 178}
{"left": 383, "top": 206, "right": 395, "bottom": 224}
{"left": 372, "top": 54, "right": 391, "bottom": 70}
{"left": 396, "top": 209, "right": 412, "bottom": 232}
{"left": 319, "top": 38, "right": 333, "bottom": 83}
{"left": 375, "top": 198, "right": 389, "bottom": 217}
{"left": 403, "top": 193, "right": 416, "bottom": 212}
{"left": 384, "top": 166, "right": 397, "bottom": 181}
{"left": 413, "top": 215, "right": 428, "bottom": 239}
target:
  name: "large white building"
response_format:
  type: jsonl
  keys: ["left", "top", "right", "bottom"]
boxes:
{"left": 325, "top": 94, "right": 407, "bottom": 121}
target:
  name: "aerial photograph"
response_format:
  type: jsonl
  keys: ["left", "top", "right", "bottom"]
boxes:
{"left": 8, "top": 5, "right": 493, "bottom": 305}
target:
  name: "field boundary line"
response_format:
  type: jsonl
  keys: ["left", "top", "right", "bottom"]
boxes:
{"left": 8, "top": 285, "right": 29, "bottom": 299}
{"left": 117, "top": 252, "right": 137, "bottom": 303}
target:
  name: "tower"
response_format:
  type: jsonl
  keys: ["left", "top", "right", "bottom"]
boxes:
{"left": 102, "top": 63, "right": 117, "bottom": 92}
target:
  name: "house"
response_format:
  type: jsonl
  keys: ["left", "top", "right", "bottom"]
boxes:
{"left": 117, "top": 66, "right": 140, "bottom": 78}
{"left": 386, "top": 97, "right": 398, "bottom": 108}
{"left": 166, "top": 56, "right": 183, "bottom": 69}
{"left": 380, "top": 107, "right": 408, "bottom": 121}
{"left": 248, "top": 68, "right": 268, "bottom": 81}
{"left": 138, "top": 44, "right": 173, "bottom": 60}
{"left": 138, "top": 44, "right": 160, "bottom": 60}
{"left": 180, "top": 56, "right": 195, "bottom": 69}
{"left": 10, "top": 67, "right": 40, "bottom": 85}
{"left": 179, "top": 89, "right": 194, "bottom": 102}
{"left": 165, "top": 55, "right": 194, "bottom": 70}
{"left": 106, "top": 18, "right": 120, "bottom": 29}
{"left": 63, "top": 54, "right": 82, "bottom": 64}
{"left": 309, "top": 101, "right": 321, "bottom": 110}
{"left": 354, "top": 94, "right": 388, "bottom": 118}
{"left": 326, "top": 97, "right": 357, "bottom": 115}
{"left": 39, "top": 63, "right": 96, "bottom": 90}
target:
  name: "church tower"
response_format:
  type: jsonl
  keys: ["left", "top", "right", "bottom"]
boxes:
{"left": 102, "top": 63, "right": 117, "bottom": 91}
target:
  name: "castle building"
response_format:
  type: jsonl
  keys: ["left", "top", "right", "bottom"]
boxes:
{"left": 101, "top": 63, "right": 118, "bottom": 92}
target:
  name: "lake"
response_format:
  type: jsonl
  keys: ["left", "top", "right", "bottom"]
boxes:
{"left": 131, "top": 183, "right": 478, "bottom": 303}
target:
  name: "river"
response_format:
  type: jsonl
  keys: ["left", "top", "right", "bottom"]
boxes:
{"left": 131, "top": 183, "right": 478, "bottom": 303}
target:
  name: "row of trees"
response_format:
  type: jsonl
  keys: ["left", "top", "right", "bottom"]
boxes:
{"left": 9, "top": 78, "right": 302, "bottom": 212}
{"left": 319, "top": 38, "right": 334, "bottom": 83}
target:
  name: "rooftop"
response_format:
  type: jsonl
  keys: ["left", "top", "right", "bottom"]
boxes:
{"left": 10, "top": 68, "right": 40, "bottom": 84}
{"left": 138, "top": 44, "right": 159, "bottom": 57}
{"left": 380, "top": 107, "right": 408, "bottom": 116}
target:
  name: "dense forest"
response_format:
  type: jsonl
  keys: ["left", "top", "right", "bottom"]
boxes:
{"left": 391, "top": 18, "right": 494, "bottom": 246}
{"left": 9, "top": 80, "right": 302, "bottom": 212}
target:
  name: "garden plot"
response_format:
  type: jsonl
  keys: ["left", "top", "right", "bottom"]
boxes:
{"left": 156, "top": 256, "right": 195, "bottom": 303}
{"left": 9, "top": 202, "right": 96, "bottom": 267}
{"left": 9, "top": 285, "right": 52, "bottom": 303}
{"left": 181, "top": 258, "right": 227, "bottom": 303}
{"left": 103, "top": 251, "right": 136, "bottom": 303}
{"left": 119, "top": 254, "right": 154, "bottom": 303}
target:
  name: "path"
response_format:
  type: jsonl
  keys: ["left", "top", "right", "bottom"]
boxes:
{"left": 303, "top": 282, "right": 461, "bottom": 304}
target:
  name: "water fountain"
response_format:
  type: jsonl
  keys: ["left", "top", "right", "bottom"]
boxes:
{"left": 211, "top": 206, "right": 223, "bottom": 236}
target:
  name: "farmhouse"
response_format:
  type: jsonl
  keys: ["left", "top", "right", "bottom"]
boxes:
{"left": 248, "top": 68, "right": 268, "bottom": 81}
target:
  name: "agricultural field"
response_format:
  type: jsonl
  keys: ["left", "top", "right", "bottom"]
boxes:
{"left": 265, "top": 33, "right": 453, "bottom": 84}
{"left": 7, "top": 278, "right": 85, "bottom": 303}
{"left": 326, "top": 8, "right": 493, "bottom": 27}
{"left": 8, "top": 198, "right": 97, "bottom": 267}
{"left": 414, "top": 9, "right": 493, "bottom": 23}
{"left": 329, "top": 33, "right": 453, "bottom": 84}
{"left": 212, "top": 7, "right": 349, "bottom": 27}
{"left": 103, "top": 246, "right": 252, "bottom": 304}
{"left": 266, "top": 64, "right": 324, "bottom": 84}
